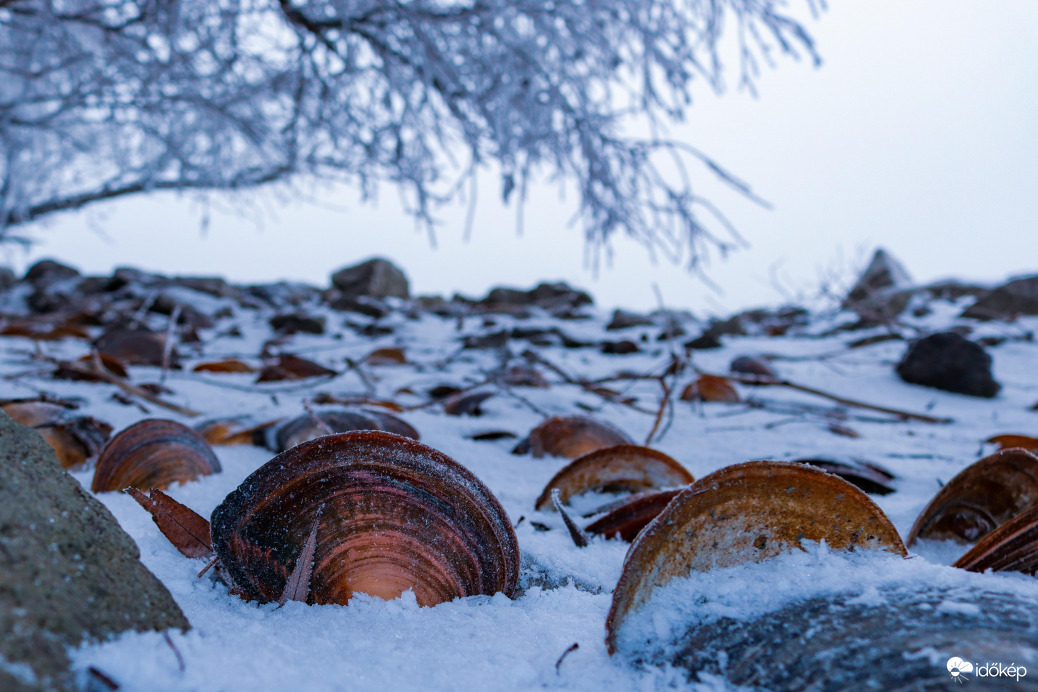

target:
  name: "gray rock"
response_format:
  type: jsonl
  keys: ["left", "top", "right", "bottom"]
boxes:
{"left": 22, "top": 259, "right": 80, "bottom": 286}
{"left": 962, "top": 275, "right": 1038, "bottom": 321}
{"left": 843, "top": 248, "right": 912, "bottom": 309}
{"left": 896, "top": 331, "right": 1000, "bottom": 398}
{"left": 478, "top": 282, "right": 592, "bottom": 312}
{"left": 0, "top": 412, "right": 188, "bottom": 692}
{"left": 0, "top": 267, "right": 15, "bottom": 291}
{"left": 606, "top": 309, "right": 654, "bottom": 330}
{"left": 330, "top": 258, "right": 410, "bottom": 300}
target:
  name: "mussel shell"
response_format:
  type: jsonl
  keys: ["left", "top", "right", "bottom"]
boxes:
{"left": 210, "top": 431, "right": 520, "bottom": 606}
{"left": 584, "top": 489, "right": 683, "bottom": 542}
{"left": 658, "top": 587, "right": 1038, "bottom": 688}
{"left": 794, "top": 457, "right": 896, "bottom": 496}
{"left": 91, "top": 419, "right": 221, "bottom": 492}
{"left": 954, "top": 504, "right": 1038, "bottom": 575}
{"left": 3, "top": 401, "right": 112, "bottom": 469}
{"left": 194, "top": 416, "right": 282, "bottom": 446}
{"left": 534, "top": 445, "right": 693, "bottom": 511}
{"left": 272, "top": 408, "right": 418, "bottom": 452}
{"left": 605, "top": 461, "right": 905, "bottom": 653}
{"left": 527, "top": 416, "right": 633, "bottom": 459}
{"left": 906, "top": 448, "right": 1038, "bottom": 546}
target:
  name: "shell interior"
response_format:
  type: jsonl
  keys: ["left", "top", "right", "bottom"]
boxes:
{"left": 210, "top": 431, "right": 519, "bottom": 607}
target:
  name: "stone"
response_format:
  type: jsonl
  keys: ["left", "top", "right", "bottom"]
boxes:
{"left": 0, "top": 412, "right": 187, "bottom": 692}
{"left": 896, "top": 332, "right": 1000, "bottom": 398}
{"left": 478, "top": 282, "right": 592, "bottom": 312}
{"left": 842, "top": 248, "right": 912, "bottom": 309}
{"left": 961, "top": 275, "right": 1038, "bottom": 321}
{"left": 606, "top": 309, "right": 654, "bottom": 331}
{"left": 0, "top": 267, "right": 15, "bottom": 291}
{"left": 22, "top": 259, "right": 80, "bottom": 286}
{"left": 270, "top": 312, "right": 327, "bottom": 335}
{"left": 330, "top": 258, "right": 410, "bottom": 300}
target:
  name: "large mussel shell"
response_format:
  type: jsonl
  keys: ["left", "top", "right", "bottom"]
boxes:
{"left": 527, "top": 416, "right": 633, "bottom": 459}
{"left": 91, "top": 419, "right": 221, "bottom": 492}
{"left": 272, "top": 408, "right": 419, "bottom": 452}
{"left": 954, "top": 504, "right": 1038, "bottom": 575}
{"left": 906, "top": 448, "right": 1038, "bottom": 546}
{"left": 658, "top": 587, "right": 1038, "bottom": 689}
{"left": 605, "top": 461, "right": 905, "bottom": 653}
{"left": 210, "top": 431, "right": 520, "bottom": 607}
{"left": 534, "top": 445, "right": 693, "bottom": 511}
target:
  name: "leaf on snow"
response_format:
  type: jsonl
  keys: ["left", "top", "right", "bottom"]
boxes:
{"left": 126, "top": 487, "right": 213, "bottom": 559}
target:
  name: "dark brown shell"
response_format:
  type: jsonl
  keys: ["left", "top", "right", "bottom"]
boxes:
{"left": 527, "top": 416, "right": 633, "bottom": 459}
{"left": 794, "top": 458, "right": 896, "bottom": 496}
{"left": 605, "top": 461, "right": 905, "bottom": 653}
{"left": 272, "top": 408, "right": 419, "bottom": 452}
{"left": 91, "top": 419, "right": 221, "bottom": 492}
{"left": 906, "top": 448, "right": 1038, "bottom": 546}
{"left": 584, "top": 489, "right": 683, "bottom": 542}
{"left": 534, "top": 445, "right": 693, "bottom": 510}
{"left": 210, "top": 431, "right": 520, "bottom": 607}
{"left": 954, "top": 504, "right": 1038, "bottom": 574}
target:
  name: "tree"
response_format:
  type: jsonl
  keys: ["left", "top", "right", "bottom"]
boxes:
{"left": 0, "top": 0, "right": 818, "bottom": 265}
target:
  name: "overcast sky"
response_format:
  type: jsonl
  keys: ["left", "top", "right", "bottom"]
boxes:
{"left": 6, "top": 1, "right": 1037, "bottom": 315}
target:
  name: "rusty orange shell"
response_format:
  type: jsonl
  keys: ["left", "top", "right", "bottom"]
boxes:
{"left": 210, "top": 431, "right": 520, "bottom": 607}
{"left": 91, "top": 419, "right": 221, "bottom": 492}
{"left": 604, "top": 461, "right": 905, "bottom": 654}
{"left": 906, "top": 448, "right": 1038, "bottom": 546}
{"left": 534, "top": 445, "right": 692, "bottom": 511}
{"left": 527, "top": 416, "right": 633, "bottom": 459}
{"left": 954, "top": 504, "right": 1038, "bottom": 575}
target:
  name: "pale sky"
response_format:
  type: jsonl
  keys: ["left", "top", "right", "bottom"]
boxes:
{"left": 7, "top": 1, "right": 1038, "bottom": 314}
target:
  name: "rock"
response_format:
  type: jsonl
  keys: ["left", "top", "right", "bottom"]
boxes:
{"left": 962, "top": 275, "right": 1038, "bottom": 321}
{"left": 22, "top": 259, "right": 80, "bottom": 286}
{"left": 270, "top": 312, "right": 326, "bottom": 335}
{"left": 0, "top": 267, "right": 15, "bottom": 291}
{"left": 606, "top": 309, "right": 654, "bottom": 331}
{"left": 325, "top": 295, "right": 391, "bottom": 319}
{"left": 245, "top": 281, "right": 322, "bottom": 308}
{"left": 601, "top": 340, "right": 640, "bottom": 355}
{"left": 0, "top": 412, "right": 187, "bottom": 692}
{"left": 684, "top": 332, "right": 722, "bottom": 350}
{"left": 896, "top": 332, "right": 1000, "bottom": 398}
{"left": 330, "top": 258, "right": 410, "bottom": 300}
{"left": 842, "top": 248, "right": 912, "bottom": 309}
{"left": 478, "top": 282, "right": 592, "bottom": 312}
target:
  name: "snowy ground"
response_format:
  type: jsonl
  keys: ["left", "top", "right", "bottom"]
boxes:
{"left": 2, "top": 279, "right": 1036, "bottom": 690}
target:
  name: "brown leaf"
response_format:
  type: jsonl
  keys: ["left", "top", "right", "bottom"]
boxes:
{"left": 988, "top": 434, "right": 1038, "bottom": 451}
{"left": 256, "top": 354, "right": 337, "bottom": 382}
{"left": 126, "top": 487, "right": 213, "bottom": 559}
{"left": 828, "top": 423, "right": 861, "bottom": 439}
{"left": 192, "top": 359, "right": 255, "bottom": 374}
{"left": 680, "top": 375, "right": 739, "bottom": 403}
{"left": 443, "top": 391, "right": 494, "bottom": 417}
{"left": 364, "top": 347, "right": 407, "bottom": 365}
{"left": 53, "top": 352, "right": 129, "bottom": 382}
{"left": 279, "top": 509, "right": 321, "bottom": 606}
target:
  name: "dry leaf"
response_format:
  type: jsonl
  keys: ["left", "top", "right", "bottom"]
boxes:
{"left": 256, "top": 354, "right": 337, "bottom": 382}
{"left": 729, "top": 355, "right": 778, "bottom": 382}
{"left": 443, "top": 391, "right": 494, "bottom": 417}
{"left": 192, "top": 359, "right": 255, "bottom": 373}
{"left": 125, "top": 487, "right": 214, "bottom": 559}
{"left": 278, "top": 509, "right": 321, "bottom": 605}
{"left": 988, "top": 434, "right": 1038, "bottom": 451}
{"left": 681, "top": 375, "right": 739, "bottom": 403}
{"left": 828, "top": 423, "right": 861, "bottom": 439}
{"left": 365, "top": 347, "right": 407, "bottom": 365}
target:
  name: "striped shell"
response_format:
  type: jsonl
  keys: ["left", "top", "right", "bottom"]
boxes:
{"left": 906, "top": 448, "right": 1038, "bottom": 546}
{"left": 534, "top": 445, "right": 693, "bottom": 511}
{"left": 210, "top": 431, "right": 519, "bottom": 606}
{"left": 91, "top": 419, "right": 221, "bottom": 492}
{"left": 605, "top": 461, "right": 905, "bottom": 653}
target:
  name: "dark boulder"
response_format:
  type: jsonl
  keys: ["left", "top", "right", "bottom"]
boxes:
{"left": 0, "top": 412, "right": 187, "bottom": 692}
{"left": 962, "top": 275, "right": 1038, "bottom": 321}
{"left": 330, "top": 258, "right": 410, "bottom": 300}
{"left": 896, "top": 332, "right": 1000, "bottom": 398}
{"left": 22, "top": 259, "right": 80, "bottom": 286}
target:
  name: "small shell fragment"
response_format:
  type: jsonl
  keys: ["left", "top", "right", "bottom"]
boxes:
{"left": 527, "top": 416, "right": 633, "bottom": 459}
{"left": 584, "top": 489, "right": 683, "bottom": 542}
{"left": 92, "top": 419, "right": 221, "bottom": 492}
{"left": 906, "top": 448, "right": 1038, "bottom": 546}
{"left": 210, "top": 431, "right": 520, "bottom": 606}
{"left": 605, "top": 461, "right": 905, "bottom": 653}
{"left": 534, "top": 445, "right": 693, "bottom": 511}
{"left": 272, "top": 408, "right": 418, "bottom": 452}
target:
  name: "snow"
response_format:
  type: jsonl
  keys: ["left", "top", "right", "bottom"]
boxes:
{"left": 2, "top": 278, "right": 1037, "bottom": 690}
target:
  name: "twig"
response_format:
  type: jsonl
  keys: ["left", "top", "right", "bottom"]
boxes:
{"left": 555, "top": 643, "right": 580, "bottom": 674}
{"left": 303, "top": 400, "right": 336, "bottom": 435}
{"left": 163, "top": 632, "right": 186, "bottom": 672}
{"left": 160, "top": 304, "right": 181, "bottom": 384}
{"left": 644, "top": 373, "right": 673, "bottom": 445}
{"left": 702, "top": 370, "right": 952, "bottom": 424}
{"left": 552, "top": 489, "right": 588, "bottom": 548}
{"left": 521, "top": 349, "right": 656, "bottom": 415}
{"left": 76, "top": 352, "right": 202, "bottom": 417}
